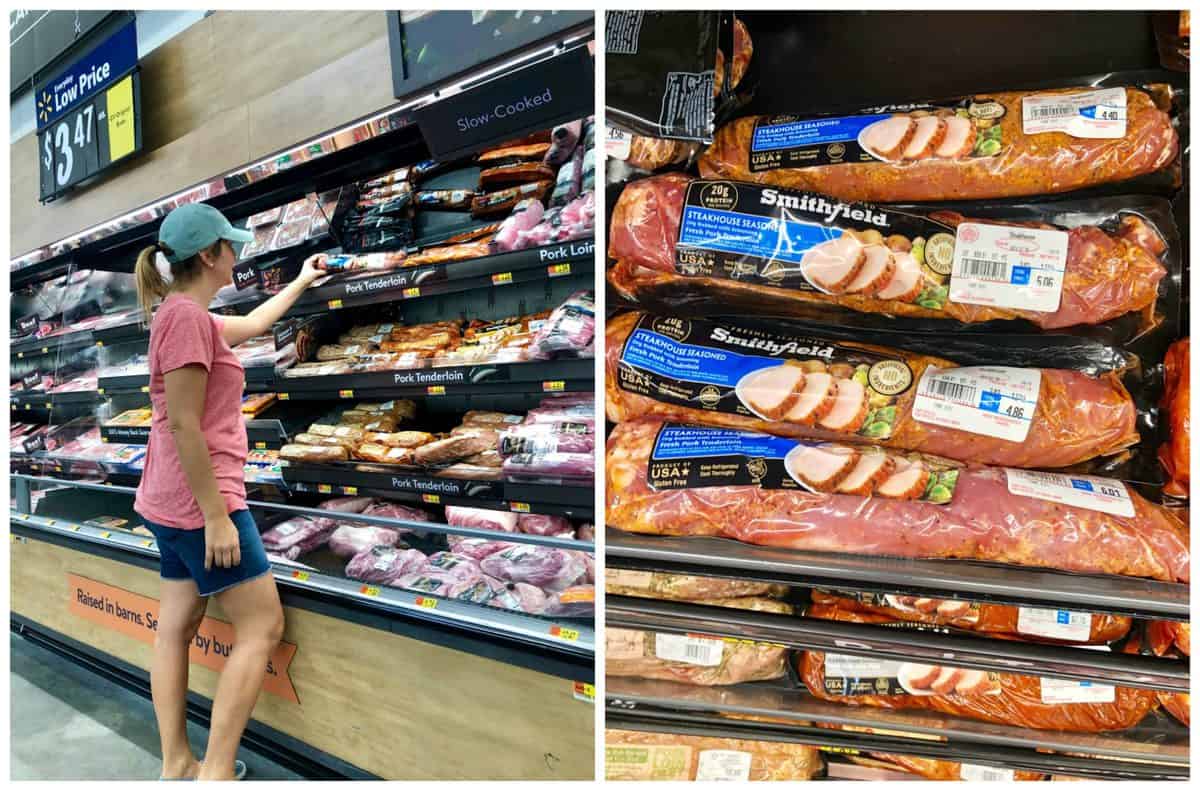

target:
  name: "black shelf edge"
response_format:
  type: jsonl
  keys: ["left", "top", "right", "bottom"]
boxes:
{"left": 11, "top": 331, "right": 98, "bottom": 358}
{"left": 607, "top": 595, "right": 1188, "bottom": 693}
{"left": 99, "top": 418, "right": 288, "bottom": 450}
{"left": 606, "top": 530, "right": 1189, "bottom": 621}
{"left": 10, "top": 390, "right": 104, "bottom": 409}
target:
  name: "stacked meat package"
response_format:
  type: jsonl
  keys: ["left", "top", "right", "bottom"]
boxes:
{"left": 604, "top": 10, "right": 1189, "bottom": 782}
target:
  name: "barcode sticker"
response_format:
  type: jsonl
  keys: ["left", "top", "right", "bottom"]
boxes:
{"left": 960, "top": 763, "right": 1016, "bottom": 782}
{"left": 696, "top": 750, "right": 753, "bottom": 782}
{"left": 1022, "top": 87, "right": 1127, "bottom": 139}
{"left": 1005, "top": 469, "right": 1135, "bottom": 518}
{"left": 1017, "top": 607, "right": 1093, "bottom": 642}
{"left": 1040, "top": 675, "right": 1116, "bottom": 704}
{"left": 654, "top": 633, "right": 724, "bottom": 666}
{"left": 912, "top": 366, "right": 1041, "bottom": 442}
{"left": 949, "top": 223, "right": 1068, "bottom": 313}
{"left": 606, "top": 125, "right": 633, "bottom": 160}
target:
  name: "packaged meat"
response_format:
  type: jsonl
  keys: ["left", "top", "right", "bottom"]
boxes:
{"left": 317, "top": 496, "right": 376, "bottom": 513}
{"left": 1161, "top": 692, "right": 1190, "bottom": 726}
{"left": 478, "top": 162, "right": 556, "bottom": 190}
{"left": 532, "top": 290, "right": 595, "bottom": 358}
{"left": 363, "top": 431, "right": 434, "bottom": 449}
{"left": 714, "top": 16, "right": 753, "bottom": 96}
{"left": 608, "top": 175, "right": 1172, "bottom": 330}
{"left": 471, "top": 181, "right": 553, "bottom": 218}
{"left": 488, "top": 581, "right": 550, "bottom": 614}
{"left": 280, "top": 444, "right": 349, "bottom": 463}
{"left": 327, "top": 525, "right": 402, "bottom": 559}
{"left": 415, "top": 189, "right": 475, "bottom": 211}
{"left": 500, "top": 423, "right": 595, "bottom": 457}
{"left": 404, "top": 240, "right": 492, "bottom": 266}
{"left": 445, "top": 536, "right": 514, "bottom": 561}
{"left": 543, "top": 121, "right": 582, "bottom": 167}
{"left": 606, "top": 569, "right": 788, "bottom": 601}
{"left": 605, "top": 729, "right": 821, "bottom": 781}
{"left": 516, "top": 514, "right": 574, "bottom": 536}
{"left": 542, "top": 585, "right": 595, "bottom": 618}
{"left": 607, "top": 418, "right": 1190, "bottom": 582}
{"left": 445, "top": 505, "right": 518, "bottom": 533}
{"left": 699, "top": 85, "right": 1178, "bottom": 201}
{"left": 1160, "top": 338, "right": 1189, "bottom": 497}
{"left": 502, "top": 452, "right": 595, "bottom": 481}
{"left": 809, "top": 590, "right": 1130, "bottom": 645}
{"left": 550, "top": 145, "right": 584, "bottom": 207}
{"left": 611, "top": 130, "right": 695, "bottom": 172}
{"left": 479, "top": 544, "right": 587, "bottom": 591}
{"left": 395, "top": 568, "right": 483, "bottom": 597}
{"left": 345, "top": 546, "right": 427, "bottom": 585}
{"left": 491, "top": 199, "right": 545, "bottom": 252}
{"left": 477, "top": 142, "right": 552, "bottom": 166}
{"left": 412, "top": 433, "right": 495, "bottom": 466}
{"left": 1148, "top": 619, "right": 1191, "bottom": 657}
{"left": 360, "top": 501, "right": 433, "bottom": 527}
{"left": 260, "top": 516, "right": 337, "bottom": 560}
{"left": 606, "top": 312, "right": 1139, "bottom": 468}
{"left": 352, "top": 444, "right": 413, "bottom": 465}
{"left": 460, "top": 410, "right": 525, "bottom": 427}
{"left": 607, "top": 628, "right": 787, "bottom": 686}
{"left": 799, "top": 650, "right": 1158, "bottom": 733}
{"left": 424, "top": 552, "right": 484, "bottom": 582}
{"left": 835, "top": 746, "right": 1043, "bottom": 782}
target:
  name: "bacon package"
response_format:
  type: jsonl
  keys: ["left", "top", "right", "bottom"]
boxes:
{"left": 608, "top": 175, "right": 1175, "bottom": 331}
{"left": 606, "top": 312, "right": 1139, "bottom": 468}
{"left": 606, "top": 418, "right": 1189, "bottom": 582}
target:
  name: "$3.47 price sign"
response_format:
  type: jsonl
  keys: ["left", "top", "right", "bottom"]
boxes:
{"left": 39, "top": 73, "right": 139, "bottom": 201}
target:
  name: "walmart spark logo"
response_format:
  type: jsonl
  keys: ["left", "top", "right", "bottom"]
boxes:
{"left": 37, "top": 91, "right": 52, "bottom": 124}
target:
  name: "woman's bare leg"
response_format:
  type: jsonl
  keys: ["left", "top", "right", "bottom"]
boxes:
{"left": 197, "top": 573, "right": 284, "bottom": 781}
{"left": 152, "top": 578, "right": 207, "bottom": 779}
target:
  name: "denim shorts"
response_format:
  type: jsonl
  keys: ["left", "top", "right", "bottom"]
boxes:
{"left": 142, "top": 509, "right": 272, "bottom": 597}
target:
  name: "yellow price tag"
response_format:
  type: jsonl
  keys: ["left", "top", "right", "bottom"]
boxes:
{"left": 551, "top": 626, "right": 580, "bottom": 641}
{"left": 106, "top": 75, "right": 136, "bottom": 161}
{"left": 402, "top": 287, "right": 421, "bottom": 299}
{"left": 96, "top": 341, "right": 104, "bottom": 348}
{"left": 509, "top": 502, "right": 531, "bottom": 513}
{"left": 292, "top": 570, "right": 310, "bottom": 582}
{"left": 415, "top": 596, "right": 438, "bottom": 609}
{"left": 41, "top": 347, "right": 49, "bottom": 354}
{"left": 343, "top": 486, "right": 358, "bottom": 495}
{"left": 99, "top": 531, "right": 112, "bottom": 539}
{"left": 426, "top": 385, "right": 445, "bottom": 396}
{"left": 255, "top": 441, "right": 267, "bottom": 450}
{"left": 491, "top": 271, "right": 513, "bottom": 286}
{"left": 97, "top": 388, "right": 105, "bottom": 395}
{"left": 140, "top": 386, "right": 150, "bottom": 393}
{"left": 573, "top": 681, "right": 595, "bottom": 702}
{"left": 141, "top": 539, "right": 156, "bottom": 548}
{"left": 361, "top": 585, "right": 381, "bottom": 597}
{"left": 328, "top": 299, "right": 343, "bottom": 309}
{"left": 278, "top": 393, "right": 290, "bottom": 400}
{"left": 17, "top": 352, "right": 23, "bottom": 358}
{"left": 542, "top": 380, "right": 565, "bottom": 392}
{"left": 421, "top": 494, "right": 441, "bottom": 504}
{"left": 24, "top": 404, "right": 31, "bottom": 410}
{"left": 317, "top": 484, "right": 332, "bottom": 494}
{"left": 338, "top": 389, "right": 354, "bottom": 399}
{"left": 548, "top": 263, "right": 571, "bottom": 277}
{"left": 45, "top": 519, "right": 56, "bottom": 525}
{"left": 71, "top": 525, "right": 82, "bottom": 532}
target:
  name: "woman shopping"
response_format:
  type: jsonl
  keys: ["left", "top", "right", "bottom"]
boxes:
{"left": 132, "top": 203, "right": 325, "bottom": 781}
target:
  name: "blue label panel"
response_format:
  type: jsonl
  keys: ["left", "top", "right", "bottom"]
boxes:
{"left": 623, "top": 328, "right": 785, "bottom": 387}
{"left": 750, "top": 113, "right": 891, "bottom": 153}
{"left": 1071, "top": 479, "right": 1095, "bottom": 492}
{"left": 678, "top": 205, "right": 841, "bottom": 265}
{"left": 652, "top": 425, "right": 797, "bottom": 461}
{"left": 37, "top": 18, "right": 139, "bottom": 130}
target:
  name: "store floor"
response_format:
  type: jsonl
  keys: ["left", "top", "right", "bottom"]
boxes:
{"left": 10, "top": 633, "right": 302, "bottom": 781}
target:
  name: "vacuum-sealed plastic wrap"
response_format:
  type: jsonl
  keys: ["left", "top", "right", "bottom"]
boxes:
{"left": 260, "top": 516, "right": 337, "bottom": 560}
{"left": 605, "top": 729, "right": 822, "bottom": 781}
{"left": 1159, "top": 337, "right": 1190, "bottom": 497}
{"left": 606, "top": 312, "right": 1139, "bottom": 468}
{"left": 607, "top": 628, "right": 788, "bottom": 686}
{"left": 532, "top": 290, "right": 595, "bottom": 358}
{"left": 479, "top": 544, "right": 587, "bottom": 591}
{"left": 799, "top": 647, "right": 1158, "bottom": 733}
{"left": 699, "top": 84, "right": 1179, "bottom": 201}
{"left": 808, "top": 590, "right": 1131, "bottom": 645}
{"left": 606, "top": 418, "right": 1190, "bottom": 582}
{"left": 835, "top": 745, "right": 1044, "bottom": 782}
{"left": 607, "top": 569, "right": 788, "bottom": 601}
{"left": 608, "top": 175, "right": 1178, "bottom": 334}
{"left": 327, "top": 524, "right": 402, "bottom": 559}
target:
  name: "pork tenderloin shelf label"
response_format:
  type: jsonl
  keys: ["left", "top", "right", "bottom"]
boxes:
{"left": 648, "top": 423, "right": 960, "bottom": 505}
{"left": 674, "top": 180, "right": 957, "bottom": 310}
{"left": 912, "top": 366, "right": 1040, "bottom": 443}
{"left": 748, "top": 97, "right": 1007, "bottom": 173}
{"left": 1022, "top": 87, "right": 1127, "bottom": 139}
{"left": 948, "top": 222, "right": 1068, "bottom": 313}
{"left": 1004, "top": 469, "right": 1135, "bottom": 518}
{"left": 619, "top": 314, "right": 913, "bottom": 439}
{"left": 68, "top": 574, "right": 299, "bottom": 703}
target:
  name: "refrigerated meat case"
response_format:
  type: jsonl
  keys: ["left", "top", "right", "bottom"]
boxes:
{"left": 10, "top": 25, "right": 595, "bottom": 781}
{"left": 603, "top": 10, "right": 1189, "bottom": 781}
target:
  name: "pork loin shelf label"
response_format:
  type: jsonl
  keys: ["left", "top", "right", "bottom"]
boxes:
{"left": 912, "top": 366, "right": 1040, "bottom": 443}
{"left": 619, "top": 314, "right": 912, "bottom": 439}
{"left": 747, "top": 99, "right": 1006, "bottom": 173}
{"left": 1005, "top": 469, "right": 1135, "bottom": 518}
{"left": 648, "top": 423, "right": 959, "bottom": 504}
{"left": 1022, "top": 87, "right": 1127, "bottom": 139}
{"left": 948, "top": 222, "right": 1068, "bottom": 313}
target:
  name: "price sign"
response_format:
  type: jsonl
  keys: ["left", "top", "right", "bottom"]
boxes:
{"left": 360, "top": 585, "right": 381, "bottom": 597}
{"left": 415, "top": 596, "right": 438, "bottom": 609}
{"left": 550, "top": 625, "right": 580, "bottom": 641}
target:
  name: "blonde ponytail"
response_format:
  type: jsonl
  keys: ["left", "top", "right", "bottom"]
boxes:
{"left": 135, "top": 244, "right": 170, "bottom": 323}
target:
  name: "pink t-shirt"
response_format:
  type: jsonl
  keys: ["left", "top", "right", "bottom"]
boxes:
{"left": 134, "top": 294, "right": 248, "bottom": 529}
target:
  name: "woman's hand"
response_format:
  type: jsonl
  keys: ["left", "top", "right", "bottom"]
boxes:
{"left": 297, "top": 253, "right": 328, "bottom": 286}
{"left": 205, "top": 513, "right": 242, "bottom": 570}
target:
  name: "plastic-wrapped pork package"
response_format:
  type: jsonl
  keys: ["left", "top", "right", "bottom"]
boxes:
{"left": 607, "top": 627, "right": 787, "bottom": 686}
{"left": 577, "top": 523, "right": 595, "bottom": 542}
{"left": 502, "top": 451, "right": 595, "bottom": 482}
{"left": 550, "top": 144, "right": 584, "bottom": 207}
{"left": 531, "top": 290, "right": 595, "bottom": 360}
{"left": 539, "top": 392, "right": 595, "bottom": 408}
{"left": 523, "top": 404, "right": 595, "bottom": 425}
{"left": 606, "top": 418, "right": 1190, "bottom": 583}
{"left": 395, "top": 568, "right": 484, "bottom": 596}
{"left": 516, "top": 513, "right": 575, "bottom": 537}
{"left": 488, "top": 581, "right": 550, "bottom": 614}
{"left": 360, "top": 502, "right": 435, "bottom": 534}
{"left": 445, "top": 505, "right": 518, "bottom": 533}
{"left": 327, "top": 524, "right": 402, "bottom": 559}
{"left": 542, "top": 584, "right": 595, "bottom": 617}
{"left": 260, "top": 516, "right": 337, "bottom": 560}
{"left": 424, "top": 552, "right": 484, "bottom": 582}
{"left": 500, "top": 422, "right": 595, "bottom": 456}
{"left": 544, "top": 120, "right": 583, "bottom": 167}
{"left": 445, "top": 536, "right": 515, "bottom": 561}
{"left": 345, "top": 546, "right": 427, "bottom": 585}
{"left": 318, "top": 495, "right": 377, "bottom": 513}
{"left": 491, "top": 199, "right": 544, "bottom": 253}
{"left": 479, "top": 544, "right": 588, "bottom": 591}
{"left": 446, "top": 574, "right": 510, "bottom": 605}
{"left": 604, "top": 729, "right": 822, "bottom": 782}
{"left": 1159, "top": 338, "right": 1190, "bottom": 498}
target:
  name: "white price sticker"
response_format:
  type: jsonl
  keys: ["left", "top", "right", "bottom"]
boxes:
{"left": 607, "top": 569, "right": 654, "bottom": 590}
{"left": 1005, "top": 469, "right": 1135, "bottom": 518}
{"left": 1022, "top": 87, "right": 1127, "bottom": 139}
{"left": 1040, "top": 676, "right": 1116, "bottom": 704}
{"left": 949, "top": 222, "right": 1068, "bottom": 313}
{"left": 1017, "top": 607, "right": 1094, "bottom": 642}
{"left": 372, "top": 550, "right": 397, "bottom": 572}
{"left": 654, "top": 633, "right": 724, "bottom": 666}
{"left": 960, "top": 763, "right": 1016, "bottom": 782}
{"left": 913, "top": 366, "right": 1041, "bottom": 442}
{"left": 696, "top": 750, "right": 753, "bottom": 782}
{"left": 824, "top": 654, "right": 902, "bottom": 679}
{"left": 606, "top": 125, "right": 633, "bottom": 160}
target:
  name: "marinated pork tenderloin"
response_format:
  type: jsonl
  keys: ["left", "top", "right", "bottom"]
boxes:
{"left": 937, "top": 600, "right": 972, "bottom": 617}
{"left": 843, "top": 244, "right": 895, "bottom": 296}
{"left": 935, "top": 115, "right": 975, "bottom": 158}
{"left": 817, "top": 378, "right": 869, "bottom": 432}
{"left": 901, "top": 116, "right": 947, "bottom": 160}
{"left": 1161, "top": 692, "right": 1190, "bottom": 726}
{"left": 606, "top": 312, "right": 1140, "bottom": 468}
{"left": 607, "top": 627, "right": 788, "bottom": 686}
{"left": 411, "top": 433, "right": 494, "bottom": 466}
{"left": 784, "top": 371, "right": 836, "bottom": 425}
{"left": 604, "top": 730, "right": 823, "bottom": 782}
{"left": 861, "top": 116, "right": 916, "bottom": 160}
{"left": 699, "top": 86, "right": 1179, "bottom": 201}
{"left": 856, "top": 752, "right": 1044, "bottom": 782}
{"left": 874, "top": 457, "right": 931, "bottom": 500}
{"left": 834, "top": 450, "right": 896, "bottom": 496}
{"left": 790, "top": 443, "right": 860, "bottom": 492}
{"left": 798, "top": 235, "right": 865, "bottom": 293}
{"left": 606, "top": 418, "right": 1190, "bottom": 582}
{"left": 606, "top": 569, "right": 789, "bottom": 601}
{"left": 738, "top": 364, "right": 805, "bottom": 420}
{"left": 607, "top": 174, "right": 1169, "bottom": 329}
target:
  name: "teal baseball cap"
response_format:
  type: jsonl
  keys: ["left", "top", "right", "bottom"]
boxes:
{"left": 158, "top": 203, "right": 254, "bottom": 263}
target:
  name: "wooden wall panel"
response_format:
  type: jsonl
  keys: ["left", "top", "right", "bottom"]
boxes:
{"left": 11, "top": 10, "right": 400, "bottom": 256}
